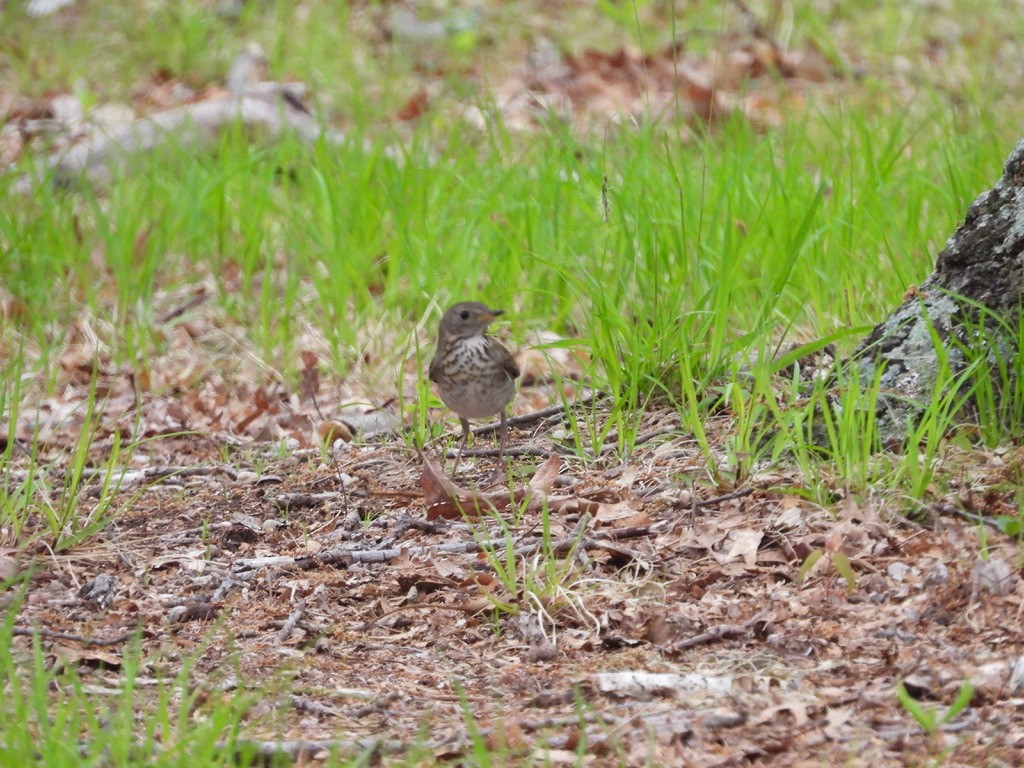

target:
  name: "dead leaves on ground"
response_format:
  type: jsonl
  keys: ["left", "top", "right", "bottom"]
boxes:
{"left": 421, "top": 453, "right": 653, "bottom": 529}
{"left": 8, "top": 426, "right": 1024, "bottom": 764}
{"left": 462, "top": 35, "right": 839, "bottom": 134}
{"left": 1, "top": 19, "right": 847, "bottom": 179}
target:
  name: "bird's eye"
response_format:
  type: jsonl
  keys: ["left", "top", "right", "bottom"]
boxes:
{"left": 459, "top": 310, "right": 470, "bottom": 320}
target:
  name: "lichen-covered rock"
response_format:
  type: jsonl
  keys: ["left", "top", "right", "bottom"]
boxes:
{"left": 851, "top": 139, "right": 1024, "bottom": 441}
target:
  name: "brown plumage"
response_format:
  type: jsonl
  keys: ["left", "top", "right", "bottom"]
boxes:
{"left": 429, "top": 301, "right": 520, "bottom": 471}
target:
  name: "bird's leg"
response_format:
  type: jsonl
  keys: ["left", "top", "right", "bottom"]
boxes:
{"left": 498, "top": 409, "right": 509, "bottom": 462}
{"left": 453, "top": 416, "right": 472, "bottom": 476}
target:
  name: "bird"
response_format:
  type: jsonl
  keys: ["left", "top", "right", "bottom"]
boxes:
{"left": 428, "top": 301, "right": 520, "bottom": 471}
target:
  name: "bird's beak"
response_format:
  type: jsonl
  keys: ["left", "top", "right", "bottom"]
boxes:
{"left": 488, "top": 308, "right": 505, "bottom": 319}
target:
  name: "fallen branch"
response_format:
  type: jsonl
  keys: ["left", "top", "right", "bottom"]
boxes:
{"left": 17, "top": 91, "right": 346, "bottom": 192}
{"left": 928, "top": 501, "right": 1007, "bottom": 533}
{"left": 508, "top": 513, "right": 650, "bottom": 565}
{"left": 75, "top": 464, "right": 239, "bottom": 485}
{"left": 12, "top": 626, "right": 136, "bottom": 646}
{"left": 513, "top": 513, "right": 590, "bottom": 558}
{"left": 232, "top": 510, "right": 657, "bottom": 573}
{"left": 234, "top": 539, "right": 484, "bottom": 572}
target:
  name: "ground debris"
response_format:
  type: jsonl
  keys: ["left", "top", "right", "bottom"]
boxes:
{"left": 9, "top": 409, "right": 1024, "bottom": 764}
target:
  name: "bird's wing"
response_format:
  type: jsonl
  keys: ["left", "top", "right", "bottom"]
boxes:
{"left": 490, "top": 338, "right": 521, "bottom": 380}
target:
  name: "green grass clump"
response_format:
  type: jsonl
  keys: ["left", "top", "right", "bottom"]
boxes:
{"left": 0, "top": 611, "right": 258, "bottom": 768}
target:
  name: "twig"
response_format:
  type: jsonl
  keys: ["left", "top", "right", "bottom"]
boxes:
{"left": 390, "top": 514, "right": 450, "bottom": 537}
{"left": 234, "top": 539, "right": 485, "bottom": 572}
{"left": 12, "top": 626, "right": 135, "bottom": 646}
{"left": 156, "top": 289, "right": 209, "bottom": 324}
{"left": 577, "top": 537, "right": 647, "bottom": 564}
{"left": 694, "top": 487, "right": 757, "bottom": 508}
{"left": 444, "top": 446, "right": 554, "bottom": 459}
{"left": 590, "top": 525, "right": 657, "bottom": 541}
{"left": 288, "top": 695, "right": 340, "bottom": 716}
{"left": 276, "top": 600, "right": 307, "bottom": 643}
{"left": 472, "top": 392, "right": 604, "bottom": 436}
{"left": 634, "top": 427, "right": 681, "bottom": 446}
{"left": 236, "top": 513, "right": 607, "bottom": 572}
{"left": 599, "top": 426, "right": 679, "bottom": 451}
{"left": 658, "top": 486, "right": 759, "bottom": 535}
{"left": 667, "top": 609, "right": 770, "bottom": 652}
{"left": 875, "top": 716, "right": 978, "bottom": 740}
{"left": 519, "top": 712, "right": 621, "bottom": 731}
{"left": 269, "top": 491, "right": 346, "bottom": 510}
{"left": 929, "top": 502, "right": 1006, "bottom": 533}
{"left": 75, "top": 465, "right": 238, "bottom": 484}
{"left": 217, "top": 738, "right": 405, "bottom": 762}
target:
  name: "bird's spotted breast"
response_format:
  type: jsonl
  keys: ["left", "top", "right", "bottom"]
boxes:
{"left": 433, "top": 335, "right": 516, "bottom": 420}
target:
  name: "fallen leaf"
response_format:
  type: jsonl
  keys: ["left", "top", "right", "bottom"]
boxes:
{"left": 717, "top": 529, "right": 763, "bottom": 565}
{"left": 528, "top": 453, "right": 561, "bottom": 494}
{"left": 396, "top": 88, "right": 429, "bottom": 121}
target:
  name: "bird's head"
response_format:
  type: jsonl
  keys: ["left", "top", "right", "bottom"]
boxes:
{"left": 438, "top": 301, "right": 504, "bottom": 340}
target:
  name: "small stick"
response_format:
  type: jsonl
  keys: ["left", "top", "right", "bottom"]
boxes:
{"left": 270, "top": 491, "right": 347, "bottom": 510}
{"left": 276, "top": 600, "right": 307, "bottom": 643}
{"left": 156, "top": 289, "right": 209, "bottom": 323}
{"left": 359, "top": 601, "right": 482, "bottom": 631}
{"left": 12, "top": 626, "right": 135, "bottom": 646}
{"left": 695, "top": 487, "right": 756, "bottom": 508}
{"left": 473, "top": 392, "right": 604, "bottom": 436}
{"left": 668, "top": 609, "right": 770, "bottom": 652}
{"left": 443, "top": 446, "right": 553, "bottom": 459}
{"left": 928, "top": 502, "right": 1005, "bottom": 533}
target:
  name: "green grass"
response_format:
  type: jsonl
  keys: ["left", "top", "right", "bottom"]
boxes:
{"left": 0, "top": 606, "right": 255, "bottom": 767}
{"left": 2, "top": 595, "right": 437, "bottom": 766}
{"left": 3, "top": 108, "right": 994, "bottom": 355}
{"left": 2, "top": 75, "right": 1018, "bottom": 482}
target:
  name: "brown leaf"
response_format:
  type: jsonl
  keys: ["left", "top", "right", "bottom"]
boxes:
{"left": 396, "top": 88, "right": 429, "bottom": 121}
{"left": 421, "top": 456, "right": 552, "bottom": 520}
{"left": 49, "top": 645, "right": 123, "bottom": 673}
{"left": 593, "top": 500, "right": 649, "bottom": 528}
{"left": 338, "top": 403, "right": 401, "bottom": 439}
{"left": 723, "top": 529, "right": 763, "bottom": 566}
{"left": 235, "top": 387, "right": 272, "bottom": 432}
{"left": 421, "top": 457, "right": 461, "bottom": 507}
{"left": 528, "top": 453, "right": 561, "bottom": 494}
